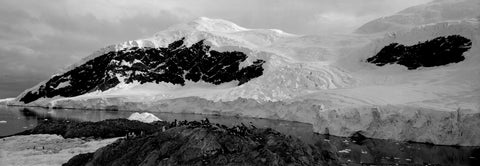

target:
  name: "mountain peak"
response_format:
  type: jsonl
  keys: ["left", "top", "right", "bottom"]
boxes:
{"left": 171, "top": 17, "right": 248, "bottom": 33}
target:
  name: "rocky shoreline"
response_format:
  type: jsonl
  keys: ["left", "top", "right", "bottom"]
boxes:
{"left": 9, "top": 119, "right": 168, "bottom": 139}
{"left": 1, "top": 118, "right": 340, "bottom": 166}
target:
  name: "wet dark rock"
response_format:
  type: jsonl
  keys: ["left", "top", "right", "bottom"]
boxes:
{"left": 312, "top": 139, "right": 339, "bottom": 165}
{"left": 64, "top": 119, "right": 340, "bottom": 166}
{"left": 14, "top": 119, "right": 169, "bottom": 139}
{"left": 350, "top": 131, "right": 367, "bottom": 144}
{"left": 64, "top": 153, "right": 94, "bottom": 166}
{"left": 470, "top": 149, "right": 480, "bottom": 165}
{"left": 367, "top": 35, "right": 472, "bottom": 69}
{"left": 20, "top": 38, "right": 266, "bottom": 103}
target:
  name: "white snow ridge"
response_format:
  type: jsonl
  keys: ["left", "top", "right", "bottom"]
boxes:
{"left": 4, "top": 0, "right": 480, "bottom": 146}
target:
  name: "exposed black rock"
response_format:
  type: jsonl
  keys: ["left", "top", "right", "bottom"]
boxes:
{"left": 20, "top": 38, "right": 266, "bottom": 103}
{"left": 14, "top": 118, "right": 169, "bottom": 139}
{"left": 64, "top": 119, "right": 340, "bottom": 166}
{"left": 367, "top": 35, "right": 472, "bottom": 70}
{"left": 64, "top": 153, "right": 95, "bottom": 166}
{"left": 350, "top": 131, "right": 367, "bottom": 144}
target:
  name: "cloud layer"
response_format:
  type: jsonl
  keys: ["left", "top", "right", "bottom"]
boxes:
{"left": 0, "top": 0, "right": 431, "bottom": 98}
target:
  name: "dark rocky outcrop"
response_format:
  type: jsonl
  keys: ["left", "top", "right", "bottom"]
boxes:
{"left": 13, "top": 119, "right": 168, "bottom": 139}
{"left": 367, "top": 35, "right": 472, "bottom": 69}
{"left": 349, "top": 131, "right": 367, "bottom": 144}
{"left": 20, "top": 38, "right": 266, "bottom": 103}
{"left": 63, "top": 119, "right": 340, "bottom": 166}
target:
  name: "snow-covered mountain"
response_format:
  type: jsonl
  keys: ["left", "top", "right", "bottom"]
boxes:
{"left": 15, "top": 17, "right": 357, "bottom": 105}
{"left": 355, "top": 0, "right": 480, "bottom": 34}
{"left": 3, "top": 1, "right": 480, "bottom": 145}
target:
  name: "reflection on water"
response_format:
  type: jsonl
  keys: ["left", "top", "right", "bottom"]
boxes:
{"left": 0, "top": 106, "right": 479, "bottom": 165}
{"left": 314, "top": 134, "right": 480, "bottom": 166}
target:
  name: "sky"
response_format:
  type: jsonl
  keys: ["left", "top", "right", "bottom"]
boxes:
{"left": 0, "top": 0, "right": 431, "bottom": 98}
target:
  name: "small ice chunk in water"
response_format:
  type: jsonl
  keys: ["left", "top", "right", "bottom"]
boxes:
{"left": 338, "top": 149, "right": 351, "bottom": 153}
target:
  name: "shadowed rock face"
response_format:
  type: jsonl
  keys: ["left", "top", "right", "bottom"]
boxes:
{"left": 367, "top": 35, "right": 472, "bottom": 69}
{"left": 20, "top": 38, "right": 265, "bottom": 103}
{"left": 64, "top": 119, "right": 339, "bottom": 166}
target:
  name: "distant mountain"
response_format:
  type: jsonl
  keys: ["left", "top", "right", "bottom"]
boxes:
{"left": 355, "top": 0, "right": 480, "bottom": 34}
{"left": 4, "top": 0, "right": 480, "bottom": 146}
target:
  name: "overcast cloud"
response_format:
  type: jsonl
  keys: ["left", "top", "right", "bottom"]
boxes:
{"left": 0, "top": 0, "right": 431, "bottom": 98}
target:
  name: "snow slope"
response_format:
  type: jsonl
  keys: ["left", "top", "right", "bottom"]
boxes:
{"left": 4, "top": 1, "right": 480, "bottom": 145}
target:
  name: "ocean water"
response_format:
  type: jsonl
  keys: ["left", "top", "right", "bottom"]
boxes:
{"left": 0, "top": 106, "right": 478, "bottom": 165}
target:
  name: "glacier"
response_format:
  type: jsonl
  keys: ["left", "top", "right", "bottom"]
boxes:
{"left": 3, "top": 0, "right": 480, "bottom": 146}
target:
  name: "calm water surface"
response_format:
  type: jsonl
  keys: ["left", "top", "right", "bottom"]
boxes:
{"left": 0, "top": 106, "right": 479, "bottom": 165}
